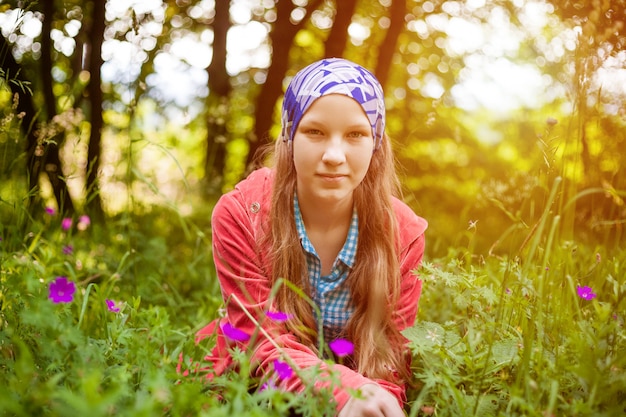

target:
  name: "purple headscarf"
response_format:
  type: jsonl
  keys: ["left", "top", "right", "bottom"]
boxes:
{"left": 280, "top": 58, "right": 386, "bottom": 150}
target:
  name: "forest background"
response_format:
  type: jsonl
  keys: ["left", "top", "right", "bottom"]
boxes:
{"left": 1, "top": 0, "right": 625, "bottom": 255}
{"left": 0, "top": 0, "right": 625, "bottom": 416}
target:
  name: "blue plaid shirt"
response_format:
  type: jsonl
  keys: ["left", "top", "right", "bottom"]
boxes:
{"left": 294, "top": 195, "right": 358, "bottom": 343}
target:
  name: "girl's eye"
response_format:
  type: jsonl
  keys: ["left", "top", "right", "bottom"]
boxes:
{"left": 347, "top": 131, "right": 367, "bottom": 138}
{"left": 305, "top": 129, "right": 323, "bottom": 135}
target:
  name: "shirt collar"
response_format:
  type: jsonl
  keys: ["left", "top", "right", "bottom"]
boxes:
{"left": 294, "top": 194, "right": 358, "bottom": 268}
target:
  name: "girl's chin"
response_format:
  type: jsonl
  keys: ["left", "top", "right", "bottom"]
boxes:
{"left": 310, "top": 189, "right": 354, "bottom": 205}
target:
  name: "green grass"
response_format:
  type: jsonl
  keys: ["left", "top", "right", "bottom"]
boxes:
{"left": 0, "top": 199, "right": 624, "bottom": 416}
{"left": 406, "top": 249, "right": 625, "bottom": 416}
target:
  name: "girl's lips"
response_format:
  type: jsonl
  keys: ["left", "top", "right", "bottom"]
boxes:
{"left": 318, "top": 174, "right": 346, "bottom": 181}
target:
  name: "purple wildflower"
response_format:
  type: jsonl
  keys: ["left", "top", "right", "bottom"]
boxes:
{"left": 106, "top": 299, "right": 121, "bottom": 313}
{"left": 273, "top": 359, "right": 293, "bottom": 380}
{"left": 221, "top": 322, "right": 251, "bottom": 342}
{"left": 61, "top": 218, "right": 72, "bottom": 231}
{"left": 329, "top": 338, "right": 354, "bottom": 357}
{"left": 577, "top": 285, "right": 597, "bottom": 300}
{"left": 266, "top": 311, "right": 293, "bottom": 322}
{"left": 62, "top": 245, "right": 74, "bottom": 255}
{"left": 259, "top": 380, "right": 278, "bottom": 392}
{"left": 48, "top": 276, "right": 76, "bottom": 303}
{"left": 45, "top": 206, "right": 56, "bottom": 216}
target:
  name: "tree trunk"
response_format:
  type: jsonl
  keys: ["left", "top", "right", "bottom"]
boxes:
{"left": 40, "top": 0, "right": 75, "bottom": 214}
{"left": 247, "top": 0, "right": 325, "bottom": 169}
{"left": 374, "top": 0, "right": 406, "bottom": 89}
{"left": 324, "top": 0, "right": 358, "bottom": 58}
{"left": 84, "top": 0, "right": 106, "bottom": 220}
{"left": 204, "top": 0, "right": 232, "bottom": 192}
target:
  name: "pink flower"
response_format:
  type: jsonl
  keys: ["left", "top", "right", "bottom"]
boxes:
{"left": 45, "top": 207, "right": 56, "bottom": 216}
{"left": 77, "top": 215, "right": 91, "bottom": 231}
{"left": 266, "top": 311, "right": 292, "bottom": 322}
{"left": 61, "top": 218, "right": 72, "bottom": 230}
{"left": 421, "top": 405, "right": 436, "bottom": 415}
{"left": 221, "top": 322, "right": 251, "bottom": 342}
{"left": 329, "top": 338, "right": 354, "bottom": 357}
{"left": 62, "top": 245, "right": 74, "bottom": 255}
{"left": 577, "top": 285, "right": 597, "bottom": 300}
{"left": 49, "top": 276, "right": 76, "bottom": 303}
{"left": 273, "top": 359, "right": 293, "bottom": 380}
{"left": 106, "top": 299, "right": 121, "bottom": 313}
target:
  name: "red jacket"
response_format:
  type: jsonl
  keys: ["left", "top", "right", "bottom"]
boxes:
{"left": 195, "top": 167, "right": 428, "bottom": 412}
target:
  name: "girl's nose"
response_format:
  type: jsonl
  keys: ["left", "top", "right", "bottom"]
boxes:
{"left": 321, "top": 138, "right": 347, "bottom": 165}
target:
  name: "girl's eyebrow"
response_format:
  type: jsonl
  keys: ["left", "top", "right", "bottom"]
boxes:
{"left": 299, "top": 118, "right": 371, "bottom": 129}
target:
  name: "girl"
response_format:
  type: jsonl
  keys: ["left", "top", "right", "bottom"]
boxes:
{"left": 197, "top": 58, "right": 428, "bottom": 416}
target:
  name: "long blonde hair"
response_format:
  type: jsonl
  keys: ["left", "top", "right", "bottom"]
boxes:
{"left": 259, "top": 135, "right": 409, "bottom": 383}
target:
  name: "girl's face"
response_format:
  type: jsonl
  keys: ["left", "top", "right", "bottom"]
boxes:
{"left": 292, "top": 94, "right": 375, "bottom": 207}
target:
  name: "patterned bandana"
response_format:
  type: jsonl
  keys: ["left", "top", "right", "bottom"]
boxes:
{"left": 280, "top": 58, "right": 386, "bottom": 150}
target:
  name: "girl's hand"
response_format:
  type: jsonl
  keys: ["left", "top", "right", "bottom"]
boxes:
{"left": 338, "top": 384, "right": 405, "bottom": 417}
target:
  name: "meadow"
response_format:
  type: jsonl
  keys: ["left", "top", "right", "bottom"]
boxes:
{"left": 0, "top": 183, "right": 624, "bottom": 417}
{"left": 1, "top": 1, "right": 625, "bottom": 414}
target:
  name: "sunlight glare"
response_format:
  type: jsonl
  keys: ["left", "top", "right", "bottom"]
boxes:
{"left": 291, "top": 7, "right": 307, "bottom": 23}
{"left": 18, "top": 12, "right": 40, "bottom": 37}
{"left": 107, "top": 0, "right": 163, "bottom": 16}
{"left": 0, "top": 9, "right": 20, "bottom": 37}
{"left": 451, "top": 56, "right": 548, "bottom": 112}
{"left": 64, "top": 20, "right": 81, "bottom": 37}
{"left": 422, "top": 73, "right": 445, "bottom": 99}
{"left": 442, "top": 3, "right": 553, "bottom": 112}
{"left": 348, "top": 22, "right": 370, "bottom": 45}
{"left": 466, "top": 0, "right": 486, "bottom": 10}
{"left": 148, "top": 53, "right": 208, "bottom": 106}
{"left": 230, "top": 0, "right": 252, "bottom": 24}
{"left": 594, "top": 52, "right": 626, "bottom": 114}
{"left": 50, "top": 29, "right": 76, "bottom": 57}
{"left": 518, "top": 1, "right": 552, "bottom": 32}
{"left": 171, "top": 37, "right": 212, "bottom": 68}
{"left": 445, "top": 17, "right": 484, "bottom": 55}
{"left": 226, "top": 21, "right": 270, "bottom": 74}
